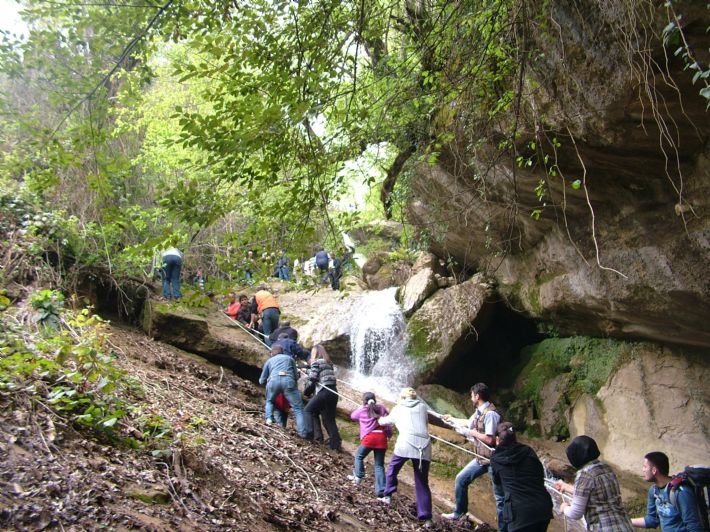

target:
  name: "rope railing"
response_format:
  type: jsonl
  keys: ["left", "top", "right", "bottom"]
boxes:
{"left": 218, "top": 311, "right": 552, "bottom": 469}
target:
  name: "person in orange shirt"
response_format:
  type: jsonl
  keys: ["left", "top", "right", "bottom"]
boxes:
{"left": 249, "top": 285, "right": 280, "bottom": 346}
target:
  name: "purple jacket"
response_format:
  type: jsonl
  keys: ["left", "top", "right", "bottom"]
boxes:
{"left": 350, "top": 404, "right": 393, "bottom": 440}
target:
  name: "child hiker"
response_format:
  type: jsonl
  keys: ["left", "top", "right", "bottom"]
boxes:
{"left": 348, "top": 392, "right": 392, "bottom": 496}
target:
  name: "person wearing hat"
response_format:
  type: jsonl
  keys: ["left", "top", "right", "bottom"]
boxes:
{"left": 555, "top": 435, "right": 633, "bottom": 531}
{"left": 490, "top": 422, "right": 553, "bottom": 531}
{"left": 377, "top": 387, "right": 433, "bottom": 528}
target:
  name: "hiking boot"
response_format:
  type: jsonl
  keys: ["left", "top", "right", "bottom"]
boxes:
{"left": 377, "top": 495, "right": 391, "bottom": 505}
{"left": 441, "top": 512, "right": 463, "bottom": 521}
{"left": 347, "top": 475, "right": 362, "bottom": 485}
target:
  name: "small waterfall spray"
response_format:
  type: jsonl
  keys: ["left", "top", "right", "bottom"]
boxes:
{"left": 348, "top": 287, "right": 415, "bottom": 399}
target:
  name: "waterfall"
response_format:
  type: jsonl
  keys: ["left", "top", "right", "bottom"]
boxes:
{"left": 348, "top": 287, "right": 415, "bottom": 399}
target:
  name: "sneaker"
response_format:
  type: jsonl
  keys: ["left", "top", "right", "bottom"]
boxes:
{"left": 421, "top": 519, "right": 433, "bottom": 528}
{"left": 347, "top": 475, "right": 362, "bottom": 485}
{"left": 265, "top": 419, "right": 273, "bottom": 425}
{"left": 441, "top": 512, "right": 462, "bottom": 520}
{"left": 377, "top": 495, "right": 391, "bottom": 505}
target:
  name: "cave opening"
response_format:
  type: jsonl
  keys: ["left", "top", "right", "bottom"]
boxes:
{"left": 428, "top": 300, "right": 544, "bottom": 393}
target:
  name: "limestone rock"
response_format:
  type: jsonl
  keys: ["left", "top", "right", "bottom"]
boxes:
{"left": 416, "top": 384, "right": 470, "bottom": 419}
{"left": 362, "top": 256, "right": 413, "bottom": 290}
{"left": 351, "top": 220, "right": 403, "bottom": 248}
{"left": 290, "top": 289, "right": 364, "bottom": 366}
{"left": 406, "top": 273, "right": 493, "bottom": 383}
{"left": 399, "top": 267, "right": 438, "bottom": 317}
{"left": 569, "top": 345, "right": 710, "bottom": 473}
{"left": 141, "top": 301, "right": 268, "bottom": 377}
{"left": 406, "top": 2, "right": 710, "bottom": 349}
{"left": 411, "top": 252, "right": 444, "bottom": 275}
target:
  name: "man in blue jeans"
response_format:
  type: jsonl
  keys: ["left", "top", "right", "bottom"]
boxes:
{"left": 258, "top": 344, "right": 305, "bottom": 436}
{"left": 441, "top": 382, "right": 506, "bottom": 530}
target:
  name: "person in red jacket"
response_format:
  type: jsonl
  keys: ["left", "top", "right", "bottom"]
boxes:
{"left": 348, "top": 392, "right": 392, "bottom": 497}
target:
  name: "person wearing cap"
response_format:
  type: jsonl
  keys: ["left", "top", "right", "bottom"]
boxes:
{"left": 249, "top": 284, "right": 280, "bottom": 346}
{"left": 377, "top": 387, "right": 433, "bottom": 528}
{"left": 258, "top": 344, "right": 305, "bottom": 436}
{"left": 490, "top": 422, "right": 553, "bottom": 531}
{"left": 554, "top": 435, "right": 633, "bottom": 531}
{"left": 441, "top": 382, "right": 505, "bottom": 529}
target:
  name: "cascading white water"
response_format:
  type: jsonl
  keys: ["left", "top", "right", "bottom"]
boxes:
{"left": 347, "top": 287, "right": 415, "bottom": 399}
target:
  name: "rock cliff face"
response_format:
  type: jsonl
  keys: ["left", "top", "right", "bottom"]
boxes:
{"left": 569, "top": 345, "right": 710, "bottom": 473}
{"left": 407, "top": 2, "right": 710, "bottom": 349}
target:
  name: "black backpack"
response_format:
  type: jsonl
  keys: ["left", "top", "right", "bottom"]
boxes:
{"left": 669, "top": 465, "right": 710, "bottom": 531}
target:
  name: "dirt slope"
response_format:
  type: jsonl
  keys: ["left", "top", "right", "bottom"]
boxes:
{"left": 1, "top": 325, "right": 488, "bottom": 531}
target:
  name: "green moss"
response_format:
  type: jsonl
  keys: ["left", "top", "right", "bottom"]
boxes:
{"left": 515, "top": 336, "right": 632, "bottom": 438}
{"left": 406, "top": 315, "right": 442, "bottom": 376}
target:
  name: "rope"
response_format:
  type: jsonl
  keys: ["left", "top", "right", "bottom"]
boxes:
{"left": 218, "top": 311, "right": 497, "bottom": 463}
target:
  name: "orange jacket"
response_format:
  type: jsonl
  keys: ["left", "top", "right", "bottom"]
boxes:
{"left": 226, "top": 301, "right": 240, "bottom": 319}
{"left": 255, "top": 290, "right": 279, "bottom": 314}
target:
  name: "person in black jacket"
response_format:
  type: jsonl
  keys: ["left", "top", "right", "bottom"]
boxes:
{"left": 303, "top": 344, "right": 341, "bottom": 451}
{"left": 490, "top": 422, "right": 553, "bottom": 532}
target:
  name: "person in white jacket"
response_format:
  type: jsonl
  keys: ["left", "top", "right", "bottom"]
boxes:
{"left": 377, "top": 387, "right": 433, "bottom": 527}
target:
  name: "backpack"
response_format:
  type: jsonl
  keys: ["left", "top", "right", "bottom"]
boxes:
{"left": 669, "top": 465, "right": 710, "bottom": 531}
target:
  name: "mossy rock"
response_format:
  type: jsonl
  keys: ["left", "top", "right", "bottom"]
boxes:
{"left": 513, "top": 336, "right": 632, "bottom": 439}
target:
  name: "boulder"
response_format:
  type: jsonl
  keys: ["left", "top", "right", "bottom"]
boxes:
{"left": 570, "top": 345, "right": 710, "bottom": 474}
{"left": 362, "top": 255, "right": 413, "bottom": 290}
{"left": 406, "top": 273, "right": 493, "bottom": 383}
{"left": 411, "top": 251, "right": 444, "bottom": 275}
{"left": 398, "top": 267, "right": 438, "bottom": 317}
{"left": 141, "top": 300, "right": 268, "bottom": 379}
{"left": 415, "top": 384, "right": 471, "bottom": 419}
{"left": 351, "top": 220, "right": 403, "bottom": 248}
{"left": 287, "top": 289, "right": 365, "bottom": 366}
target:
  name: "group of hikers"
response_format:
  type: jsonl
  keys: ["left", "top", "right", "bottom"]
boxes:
{"left": 254, "top": 331, "right": 710, "bottom": 532}
{"left": 155, "top": 244, "right": 353, "bottom": 301}
{"left": 162, "top": 248, "right": 709, "bottom": 531}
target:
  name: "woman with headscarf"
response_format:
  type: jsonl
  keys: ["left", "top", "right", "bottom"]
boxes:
{"left": 490, "top": 422, "right": 553, "bottom": 531}
{"left": 303, "top": 344, "right": 341, "bottom": 451}
{"left": 377, "top": 388, "right": 433, "bottom": 528}
{"left": 555, "top": 435, "right": 633, "bottom": 531}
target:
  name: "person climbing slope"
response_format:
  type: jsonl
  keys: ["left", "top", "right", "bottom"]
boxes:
{"left": 348, "top": 392, "right": 392, "bottom": 497}
{"left": 258, "top": 344, "right": 305, "bottom": 436}
{"left": 303, "top": 345, "right": 341, "bottom": 451}
{"left": 377, "top": 387, "right": 433, "bottom": 528}
{"left": 249, "top": 285, "right": 280, "bottom": 347}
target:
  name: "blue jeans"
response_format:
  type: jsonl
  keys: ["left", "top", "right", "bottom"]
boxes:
{"left": 354, "top": 445, "right": 386, "bottom": 496}
{"left": 454, "top": 459, "right": 506, "bottom": 530}
{"left": 265, "top": 376, "right": 304, "bottom": 436}
{"left": 261, "top": 308, "right": 280, "bottom": 347}
{"left": 274, "top": 408, "right": 288, "bottom": 427}
{"left": 161, "top": 255, "right": 182, "bottom": 299}
{"left": 277, "top": 265, "right": 290, "bottom": 281}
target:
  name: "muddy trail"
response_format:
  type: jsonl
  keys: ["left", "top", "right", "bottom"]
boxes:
{"left": 1, "top": 325, "right": 497, "bottom": 531}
